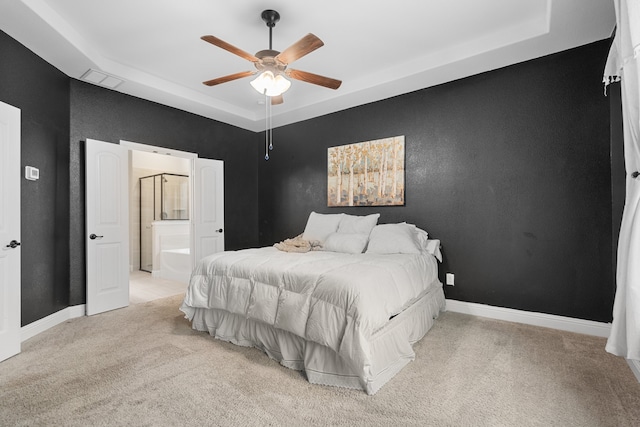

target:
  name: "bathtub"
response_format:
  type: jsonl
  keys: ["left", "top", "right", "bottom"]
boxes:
{"left": 152, "top": 220, "right": 191, "bottom": 284}
{"left": 160, "top": 247, "right": 191, "bottom": 284}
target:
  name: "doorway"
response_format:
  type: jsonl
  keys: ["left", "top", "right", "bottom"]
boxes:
{"left": 86, "top": 139, "right": 224, "bottom": 314}
{"left": 127, "top": 144, "right": 194, "bottom": 303}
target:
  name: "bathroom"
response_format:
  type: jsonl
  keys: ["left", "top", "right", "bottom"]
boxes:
{"left": 130, "top": 150, "right": 192, "bottom": 285}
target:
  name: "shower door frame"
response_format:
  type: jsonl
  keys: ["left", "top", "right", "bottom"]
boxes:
{"left": 138, "top": 172, "right": 189, "bottom": 273}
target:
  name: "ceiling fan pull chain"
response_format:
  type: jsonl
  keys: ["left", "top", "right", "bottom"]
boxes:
{"left": 269, "top": 98, "right": 273, "bottom": 151}
{"left": 265, "top": 91, "right": 270, "bottom": 160}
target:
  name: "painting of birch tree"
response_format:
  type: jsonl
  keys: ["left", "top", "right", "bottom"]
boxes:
{"left": 328, "top": 136, "right": 405, "bottom": 207}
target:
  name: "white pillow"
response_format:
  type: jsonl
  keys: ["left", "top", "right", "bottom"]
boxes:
{"left": 302, "top": 212, "right": 344, "bottom": 243}
{"left": 323, "top": 233, "right": 369, "bottom": 254}
{"left": 408, "top": 224, "right": 429, "bottom": 251}
{"left": 424, "top": 239, "right": 442, "bottom": 262}
{"left": 337, "top": 213, "right": 380, "bottom": 235}
{"left": 366, "top": 223, "right": 421, "bottom": 254}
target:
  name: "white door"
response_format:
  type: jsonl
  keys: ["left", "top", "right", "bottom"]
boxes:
{"left": 0, "top": 101, "right": 21, "bottom": 362}
{"left": 192, "top": 158, "right": 224, "bottom": 264}
{"left": 85, "top": 139, "right": 130, "bottom": 316}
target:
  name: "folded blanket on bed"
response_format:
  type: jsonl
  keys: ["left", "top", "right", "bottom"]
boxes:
{"left": 274, "top": 234, "right": 321, "bottom": 253}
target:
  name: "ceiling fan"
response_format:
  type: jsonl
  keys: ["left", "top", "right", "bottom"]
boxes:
{"left": 201, "top": 9, "right": 342, "bottom": 105}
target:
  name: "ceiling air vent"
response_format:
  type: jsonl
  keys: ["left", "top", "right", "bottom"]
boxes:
{"left": 80, "top": 69, "right": 124, "bottom": 89}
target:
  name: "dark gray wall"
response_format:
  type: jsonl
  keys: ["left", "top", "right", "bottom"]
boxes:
{"left": 0, "top": 30, "right": 71, "bottom": 325}
{"left": 259, "top": 40, "right": 620, "bottom": 323}
{"left": 1, "top": 27, "right": 623, "bottom": 326}
{"left": 69, "top": 80, "right": 260, "bottom": 306}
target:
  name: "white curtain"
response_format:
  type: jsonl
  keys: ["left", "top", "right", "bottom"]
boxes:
{"left": 604, "top": 0, "right": 640, "bottom": 359}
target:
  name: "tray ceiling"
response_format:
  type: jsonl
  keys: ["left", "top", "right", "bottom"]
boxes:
{"left": 0, "top": 0, "right": 615, "bottom": 131}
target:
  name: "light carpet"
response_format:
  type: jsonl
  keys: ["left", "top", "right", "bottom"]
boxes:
{"left": 1, "top": 294, "right": 639, "bottom": 426}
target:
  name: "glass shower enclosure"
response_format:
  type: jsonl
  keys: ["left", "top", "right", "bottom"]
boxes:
{"left": 139, "top": 173, "right": 189, "bottom": 272}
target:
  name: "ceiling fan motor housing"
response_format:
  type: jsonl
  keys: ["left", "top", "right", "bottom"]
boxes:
{"left": 254, "top": 49, "right": 286, "bottom": 74}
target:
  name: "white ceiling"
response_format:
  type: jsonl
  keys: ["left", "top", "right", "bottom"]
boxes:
{"left": 1, "top": 0, "right": 615, "bottom": 132}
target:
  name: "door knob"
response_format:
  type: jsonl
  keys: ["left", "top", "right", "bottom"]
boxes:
{"left": 5, "top": 240, "right": 20, "bottom": 248}
{"left": 216, "top": 229, "right": 223, "bottom": 233}
{"left": 89, "top": 234, "right": 104, "bottom": 240}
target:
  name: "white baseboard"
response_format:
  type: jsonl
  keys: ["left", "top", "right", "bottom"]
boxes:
{"left": 21, "top": 305, "right": 86, "bottom": 342}
{"left": 445, "top": 299, "right": 611, "bottom": 338}
{"left": 627, "top": 359, "right": 640, "bottom": 382}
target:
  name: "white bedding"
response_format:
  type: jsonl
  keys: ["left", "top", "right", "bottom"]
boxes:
{"left": 181, "top": 245, "right": 444, "bottom": 393}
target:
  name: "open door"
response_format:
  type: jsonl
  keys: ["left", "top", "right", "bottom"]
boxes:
{"left": 192, "top": 158, "right": 224, "bottom": 264}
{"left": 0, "top": 101, "right": 21, "bottom": 362}
{"left": 85, "top": 139, "right": 130, "bottom": 316}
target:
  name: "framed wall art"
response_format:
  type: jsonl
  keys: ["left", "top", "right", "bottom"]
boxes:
{"left": 328, "top": 135, "right": 405, "bottom": 207}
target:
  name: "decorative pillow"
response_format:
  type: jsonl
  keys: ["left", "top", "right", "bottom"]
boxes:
{"left": 302, "top": 212, "right": 344, "bottom": 244}
{"left": 407, "top": 224, "right": 429, "bottom": 251}
{"left": 337, "top": 213, "right": 380, "bottom": 236}
{"left": 365, "top": 223, "right": 421, "bottom": 254}
{"left": 424, "top": 239, "right": 443, "bottom": 262}
{"left": 323, "top": 232, "right": 369, "bottom": 254}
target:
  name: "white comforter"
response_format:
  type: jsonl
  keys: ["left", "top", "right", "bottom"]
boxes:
{"left": 181, "top": 247, "right": 440, "bottom": 370}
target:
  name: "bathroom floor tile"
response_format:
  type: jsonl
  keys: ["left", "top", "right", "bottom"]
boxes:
{"left": 129, "top": 270, "right": 186, "bottom": 304}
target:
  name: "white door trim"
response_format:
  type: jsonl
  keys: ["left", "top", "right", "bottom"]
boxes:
{"left": 120, "top": 140, "right": 197, "bottom": 159}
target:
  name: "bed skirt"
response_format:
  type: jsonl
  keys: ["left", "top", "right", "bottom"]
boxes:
{"left": 182, "top": 283, "right": 445, "bottom": 395}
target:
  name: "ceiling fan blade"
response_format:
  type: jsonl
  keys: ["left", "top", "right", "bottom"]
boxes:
{"left": 286, "top": 69, "right": 342, "bottom": 90}
{"left": 271, "top": 95, "right": 284, "bottom": 105}
{"left": 201, "top": 35, "right": 259, "bottom": 62}
{"left": 203, "top": 71, "right": 255, "bottom": 86}
{"left": 275, "top": 33, "right": 324, "bottom": 64}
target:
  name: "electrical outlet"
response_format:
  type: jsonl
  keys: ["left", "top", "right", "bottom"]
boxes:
{"left": 446, "top": 273, "right": 455, "bottom": 286}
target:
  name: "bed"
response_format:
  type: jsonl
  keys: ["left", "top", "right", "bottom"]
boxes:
{"left": 180, "top": 213, "right": 446, "bottom": 395}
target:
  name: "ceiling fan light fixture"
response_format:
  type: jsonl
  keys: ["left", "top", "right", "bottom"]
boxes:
{"left": 250, "top": 70, "right": 291, "bottom": 96}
